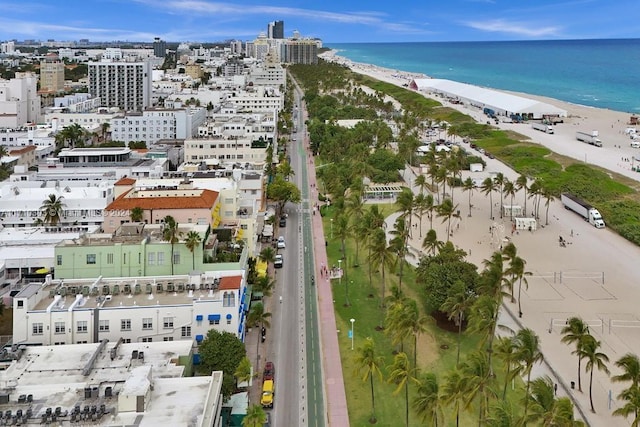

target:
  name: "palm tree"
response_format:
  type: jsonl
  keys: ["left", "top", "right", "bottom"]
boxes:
{"left": 242, "top": 404, "right": 267, "bottom": 427}
{"left": 524, "top": 376, "right": 556, "bottom": 426}
{"left": 389, "top": 216, "right": 412, "bottom": 290}
{"left": 130, "top": 206, "right": 144, "bottom": 222}
{"left": 424, "top": 193, "right": 435, "bottom": 230}
{"left": 259, "top": 246, "right": 276, "bottom": 269}
{"left": 387, "top": 352, "right": 417, "bottom": 427}
{"left": 516, "top": 174, "right": 529, "bottom": 215}
{"left": 184, "top": 230, "right": 202, "bottom": 270}
{"left": 396, "top": 187, "right": 415, "bottom": 235}
{"left": 468, "top": 295, "right": 501, "bottom": 377}
{"left": 494, "top": 173, "right": 506, "bottom": 218}
{"left": 561, "top": 317, "right": 590, "bottom": 392}
{"left": 440, "top": 280, "right": 475, "bottom": 366}
{"left": 494, "top": 336, "right": 521, "bottom": 400}
{"left": 436, "top": 198, "right": 458, "bottom": 242}
{"left": 542, "top": 185, "right": 558, "bottom": 225}
{"left": 0, "top": 145, "right": 7, "bottom": 162}
{"left": 613, "top": 352, "right": 640, "bottom": 421}
{"left": 422, "top": 229, "right": 443, "bottom": 256}
{"left": 413, "top": 372, "right": 443, "bottom": 427}
{"left": 253, "top": 274, "right": 276, "bottom": 299}
{"left": 461, "top": 350, "right": 495, "bottom": 425}
{"left": 442, "top": 369, "right": 466, "bottom": 427}
{"left": 485, "top": 400, "right": 519, "bottom": 427}
{"left": 577, "top": 335, "right": 609, "bottom": 413}
{"left": 100, "top": 122, "right": 110, "bottom": 142}
{"left": 368, "top": 227, "right": 395, "bottom": 316}
{"left": 503, "top": 180, "right": 516, "bottom": 221}
{"left": 162, "top": 215, "right": 180, "bottom": 275}
{"left": 414, "top": 174, "right": 428, "bottom": 196}
{"left": 354, "top": 337, "right": 385, "bottom": 424}
{"left": 334, "top": 213, "right": 350, "bottom": 264}
{"left": 248, "top": 302, "right": 271, "bottom": 371}
{"left": 40, "top": 194, "right": 65, "bottom": 226}
{"left": 514, "top": 328, "right": 544, "bottom": 424}
{"left": 481, "top": 177, "right": 497, "bottom": 220}
{"left": 345, "top": 191, "right": 366, "bottom": 266}
{"left": 463, "top": 177, "right": 475, "bottom": 217}
{"left": 614, "top": 387, "right": 640, "bottom": 426}
{"left": 401, "top": 299, "right": 429, "bottom": 368}
{"left": 234, "top": 356, "right": 253, "bottom": 403}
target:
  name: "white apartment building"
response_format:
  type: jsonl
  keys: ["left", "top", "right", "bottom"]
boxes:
{"left": 227, "top": 86, "right": 283, "bottom": 112}
{"left": 88, "top": 59, "right": 152, "bottom": 112}
{"left": 49, "top": 93, "right": 102, "bottom": 112}
{"left": 247, "top": 58, "right": 286, "bottom": 88}
{"left": 110, "top": 107, "right": 206, "bottom": 145}
{"left": 46, "top": 111, "right": 117, "bottom": 133}
{"left": 0, "top": 73, "right": 41, "bottom": 128}
{"left": 0, "top": 342, "right": 223, "bottom": 426}
{"left": 12, "top": 271, "right": 249, "bottom": 345}
{"left": 0, "top": 180, "right": 114, "bottom": 230}
{"left": 0, "top": 41, "right": 15, "bottom": 54}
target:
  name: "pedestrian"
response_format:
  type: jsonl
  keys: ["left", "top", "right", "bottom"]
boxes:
{"left": 554, "top": 383, "right": 558, "bottom": 395}
{"left": 570, "top": 229, "right": 573, "bottom": 237}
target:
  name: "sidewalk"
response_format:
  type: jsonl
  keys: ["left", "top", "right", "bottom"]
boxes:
{"left": 306, "top": 138, "right": 349, "bottom": 426}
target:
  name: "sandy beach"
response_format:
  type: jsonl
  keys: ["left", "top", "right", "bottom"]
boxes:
{"left": 320, "top": 49, "right": 640, "bottom": 425}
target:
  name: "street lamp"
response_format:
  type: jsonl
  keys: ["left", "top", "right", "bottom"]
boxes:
{"left": 350, "top": 318, "right": 355, "bottom": 350}
{"left": 330, "top": 218, "right": 334, "bottom": 240}
{"left": 338, "top": 259, "right": 342, "bottom": 288}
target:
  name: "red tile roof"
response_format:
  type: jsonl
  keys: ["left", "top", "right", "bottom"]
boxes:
{"left": 219, "top": 275, "right": 242, "bottom": 290}
{"left": 9, "top": 146, "right": 36, "bottom": 155}
{"left": 105, "top": 189, "right": 219, "bottom": 211}
{"left": 114, "top": 177, "right": 136, "bottom": 186}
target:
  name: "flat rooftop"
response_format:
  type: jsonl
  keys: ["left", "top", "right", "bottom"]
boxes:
{"left": 0, "top": 341, "right": 220, "bottom": 426}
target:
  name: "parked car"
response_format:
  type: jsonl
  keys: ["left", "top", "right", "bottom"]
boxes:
{"left": 263, "top": 362, "right": 274, "bottom": 381}
{"left": 274, "top": 254, "right": 283, "bottom": 268}
{"left": 277, "top": 236, "right": 285, "bottom": 249}
{"left": 279, "top": 216, "right": 286, "bottom": 227}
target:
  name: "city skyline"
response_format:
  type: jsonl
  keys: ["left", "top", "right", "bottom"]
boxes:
{"left": 0, "top": 0, "right": 638, "bottom": 44}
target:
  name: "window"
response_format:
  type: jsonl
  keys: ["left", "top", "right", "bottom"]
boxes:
{"left": 77, "top": 321, "right": 88, "bottom": 333}
{"left": 121, "top": 319, "right": 131, "bottom": 331}
{"left": 157, "top": 252, "right": 164, "bottom": 265}
{"left": 163, "top": 317, "right": 174, "bottom": 329}
{"left": 56, "top": 255, "right": 62, "bottom": 266}
{"left": 123, "top": 338, "right": 131, "bottom": 343}
{"left": 32, "top": 323, "right": 43, "bottom": 335}
{"left": 106, "top": 253, "right": 114, "bottom": 264}
{"left": 142, "top": 337, "right": 153, "bottom": 343}
{"left": 173, "top": 253, "right": 180, "bottom": 265}
{"left": 163, "top": 337, "right": 174, "bottom": 342}
{"left": 181, "top": 326, "right": 191, "bottom": 337}
{"left": 223, "top": 292, "right": 235, "bottom": 307}
{"left": 54, "top": 322, "right": 65, "bottom": 334}
{"left": 99, "top": 320, "right": 109, "bottom": 332}
{"left": 86, "top": 254, "right": 96, "bottom": 264}
{"left": 227, "top": 316, "right": 232, "bottom": 325}
{"left": 147, "top": 252, "right": 155, "bottom": 265}
{"left": 17, "top": 300, "right": 23, "bottom": 308}
{"left": 142, "top": 318, "right": 153, "bottom": 330}
{"left": 77, "top": 341, "right": 88, "bottom": 344}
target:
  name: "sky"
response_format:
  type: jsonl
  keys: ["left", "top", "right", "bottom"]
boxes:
{"left": 0, "top": 0, "right": 638, "bottom": 44}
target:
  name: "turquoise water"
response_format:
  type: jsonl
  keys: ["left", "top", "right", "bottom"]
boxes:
{"left": 330, "top": 39, "right": 640, "bottom": 113}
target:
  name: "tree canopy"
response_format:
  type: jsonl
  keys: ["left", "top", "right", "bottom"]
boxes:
{"left": 198, "top": 329, "right": 246, "bottom": 398}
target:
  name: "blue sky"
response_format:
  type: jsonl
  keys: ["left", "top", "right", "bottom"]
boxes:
{"left": 0, "top": 0, "right": 638, "bottom": 44}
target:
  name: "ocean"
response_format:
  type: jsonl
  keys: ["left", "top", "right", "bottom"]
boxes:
{"left": 330, "top": 39, "right": 640, "bottom": 114}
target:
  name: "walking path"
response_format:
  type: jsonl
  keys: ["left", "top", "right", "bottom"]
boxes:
{"left": 305, "top": 136, "right": 349, "bottom": 426}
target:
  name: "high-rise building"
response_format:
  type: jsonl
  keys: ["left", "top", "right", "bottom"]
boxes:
{"left": 284, "top": 39, "right": 318, "bottom": 64}
{"left": 88, "top": 60, "right": 152, "bottom": 112}
{"left": 153, "top": 37, "right": 167, "bottom": 58}
{"left": 268, "top": 21, "right": 284, "bottom": 39}
{"left": 39, "top": 53, "right": 65, "bottom": 93}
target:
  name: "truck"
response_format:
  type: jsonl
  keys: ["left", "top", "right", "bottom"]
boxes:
{"left": 261, "top": 379, "right": 274, "bottom": 408}
{"left": 576, "top": 131, "right": 602, "bottom": 147}
{"left": 560, "top": 193, "right": 605, "bottom": 228}
{"left": 531, "top": 122, "right": 554, "bottom": 134}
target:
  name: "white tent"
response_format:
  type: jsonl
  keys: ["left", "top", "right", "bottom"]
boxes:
{"left": 514, "top": 217, "right": 537, "bottom": 231}
{"left": 410, "top": 79, "right": 567, "bottom": 119}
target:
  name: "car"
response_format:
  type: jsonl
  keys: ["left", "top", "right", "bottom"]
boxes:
{"left": 277, "top": 236, "right": 285, "bottom": 249}
{"left": 263, "top": 361, "right": 274, "bottom": 381}
{"left": 263, "top": 412, "right": 271, "bottom": 427}
{"left": 274, "top": 254, "right": 283, "bottom": 268}
{"left": 279, "top": 216, "right": 286, "bottom": 227}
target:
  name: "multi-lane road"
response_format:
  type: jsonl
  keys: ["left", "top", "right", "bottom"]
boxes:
{"left": 267, "top": 81, "right": 326, "bottom": 427}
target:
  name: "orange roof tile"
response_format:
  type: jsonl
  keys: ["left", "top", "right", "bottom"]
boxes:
{"left": 219, "top": 276, "right": 242, "bottom": 290}
{"left": 9, "top": 146, "right": 36, "bottom": 155}
{"left": 105, "top": 189, "right": 219, "bottom": 211}
{"left": 114, "top": 177, "right": 136, "bottom": 186}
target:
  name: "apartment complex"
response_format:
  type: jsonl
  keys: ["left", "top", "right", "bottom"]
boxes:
{"left": 12, "top": 271, "right": 248, "bottom": 344}
{"left": 284, "top": 39, "right": 319, "bottom": 64}
{"left": 110, "top": 106, "right": 206, "bottom": 144}
{"left": 0, "top": 73, "right": 41, "bottom": 128}
{"left": 88, "top": 59, "right": 152, "bottom": 111}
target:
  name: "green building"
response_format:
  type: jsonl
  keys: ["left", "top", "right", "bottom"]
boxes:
{"left": 54, "top": 223, "right": 247, "bottom": 279}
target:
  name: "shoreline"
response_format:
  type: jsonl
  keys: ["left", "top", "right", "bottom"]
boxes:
{"left": 320, "top": 49, "right": 640, "bottom": 184}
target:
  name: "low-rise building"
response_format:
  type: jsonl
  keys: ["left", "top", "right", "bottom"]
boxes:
{"left": 110, "top": 106, "right": 206, "bottom": 145}
{"left": 0, "top": 341, "right": 223, "bottom": 426}
{"left": 12, "top": 269, "right": 248, "bottom": 344}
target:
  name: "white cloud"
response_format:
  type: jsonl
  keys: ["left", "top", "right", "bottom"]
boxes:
{"left": 464, "top": 19, "right": 561, "bottom": 37}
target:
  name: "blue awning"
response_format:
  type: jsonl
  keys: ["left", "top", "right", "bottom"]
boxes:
{"left": 195, "top": 315, "right": 203, "bottom": 321}
{"left": 195, "top": 335, "right": 204, "bottom": 342}
{"left": 226, "top": 314, "right": 232, "bottom": 320}
{"left": 208, "top": 314, "right": 221, "bottom": 321}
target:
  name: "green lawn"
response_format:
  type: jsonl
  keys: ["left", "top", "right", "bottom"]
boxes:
{"left": 321, "top": 206, "right": 527, "bottom": 426}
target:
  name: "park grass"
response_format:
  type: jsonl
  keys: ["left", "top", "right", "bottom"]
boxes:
{"left": 321, "top": 205, "right": 529, "bottom": 426}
